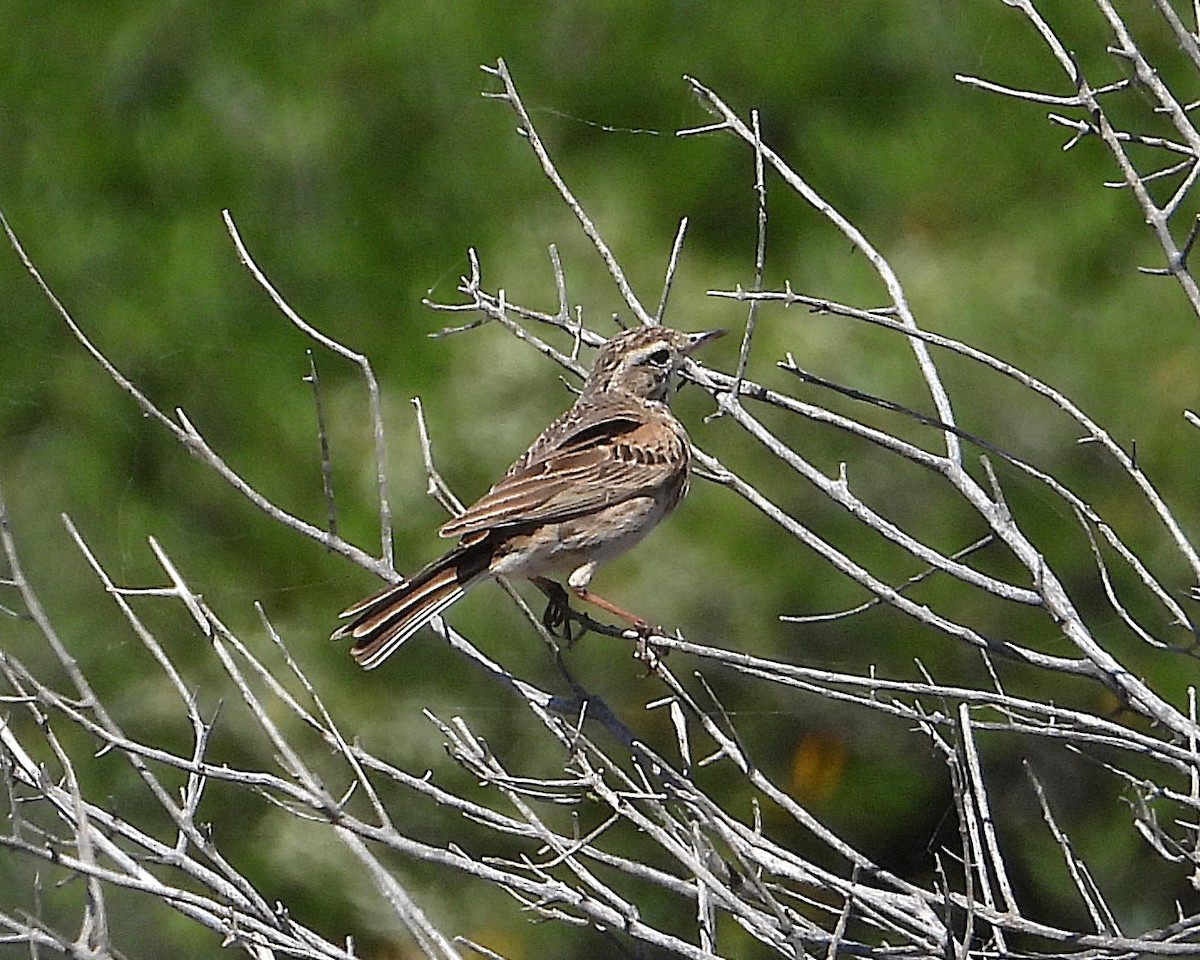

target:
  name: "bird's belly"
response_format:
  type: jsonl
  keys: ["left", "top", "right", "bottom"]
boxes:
{"left": 490, "top": 495, "right": 674, "bottom": 579}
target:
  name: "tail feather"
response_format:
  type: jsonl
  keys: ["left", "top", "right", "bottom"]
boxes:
{"left": 332, "top": 546, "right": 488, "bottom": 670}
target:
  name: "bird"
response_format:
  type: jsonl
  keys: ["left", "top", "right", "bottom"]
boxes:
{"left": 332, "top": 324, "right": 725, "bottom": 670}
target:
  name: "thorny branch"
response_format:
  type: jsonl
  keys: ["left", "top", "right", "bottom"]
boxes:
{"left": 3, "top": 12, "right": 1200, "bottom": 959}
{"left": 957, "top": 0, "right": 1200, "bottom": 315}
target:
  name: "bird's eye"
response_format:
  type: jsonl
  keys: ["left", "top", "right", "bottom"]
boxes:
{"left": 647, "top": 348, "right": 670, "bottom": 366}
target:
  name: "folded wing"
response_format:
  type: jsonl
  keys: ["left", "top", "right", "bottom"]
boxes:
{"left": 440, "top": 409, "right": 686, "bottom": 539}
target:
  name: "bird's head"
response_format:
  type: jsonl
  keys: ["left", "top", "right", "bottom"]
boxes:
{"left": 585, "top": 325, "right": 724, "bottom": 402}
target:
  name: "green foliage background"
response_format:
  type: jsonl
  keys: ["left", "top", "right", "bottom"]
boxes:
{"left": 3, "top": 2, "right": 1200, "bottom": 956}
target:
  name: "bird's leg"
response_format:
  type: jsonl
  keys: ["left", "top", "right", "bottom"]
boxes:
{"left": 565, "top": 562, "right": 640, "bottom": 628}
{"left": 535, "top": 565, "right": 667, "bottom": 662}
{"left": 569, "top": 586, "right": 652, "bottom": 633}
{"left": 568, "top": 585, "right": 666, "bottom": 666}
{"left": 531, "top": 577, "right": 577, "bottom": 641}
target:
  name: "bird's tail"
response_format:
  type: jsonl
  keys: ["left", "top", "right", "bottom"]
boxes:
{"left": 332, "top": 541, "right": 490, "bottom": 670}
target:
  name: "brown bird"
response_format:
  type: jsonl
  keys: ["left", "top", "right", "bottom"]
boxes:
{"left": 332, "top": 324, "right": 724, "bottom": 670}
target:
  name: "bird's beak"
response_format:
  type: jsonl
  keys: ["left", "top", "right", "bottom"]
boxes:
{"left": 682, "top": 328, "right": 726, "bottom": 355}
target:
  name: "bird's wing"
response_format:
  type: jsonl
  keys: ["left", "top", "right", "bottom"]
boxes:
{"left": 438, "top": 411, "right": 686, "bottom": 538}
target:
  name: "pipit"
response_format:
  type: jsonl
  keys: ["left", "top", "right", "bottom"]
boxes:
{"left": 332, "top": 324, "right": 724, "bottom": 669}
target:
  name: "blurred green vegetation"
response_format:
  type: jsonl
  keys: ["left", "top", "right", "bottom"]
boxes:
{"left": 3, "top": 2, "right": 1200, "bottom": 957}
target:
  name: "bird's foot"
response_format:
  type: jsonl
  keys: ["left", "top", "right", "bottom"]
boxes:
{"left": 535, "top": 578, "right": 584, "bottom": 644}
{"left": 631, "top": 620, "right": 668, "bottom": 672}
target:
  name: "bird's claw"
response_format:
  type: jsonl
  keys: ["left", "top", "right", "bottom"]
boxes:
{"left": 542, "top": 589, "right": 584, "bottom": 644}
{"left": 632, "top": 621, "right": 668, "bottom": 672}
